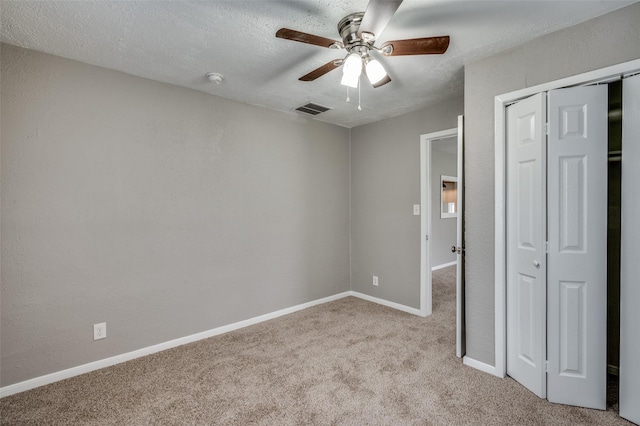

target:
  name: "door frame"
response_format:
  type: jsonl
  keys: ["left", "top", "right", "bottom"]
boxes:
{"left": 420, "top": 125, "right": 463, "bottom": 357}
{"left": 493, "top": 58, "right": 640, "bottom": 378}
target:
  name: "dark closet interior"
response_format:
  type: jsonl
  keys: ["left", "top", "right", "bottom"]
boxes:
{"left": 607, "top": 80, "right": 622, "bottom": 407}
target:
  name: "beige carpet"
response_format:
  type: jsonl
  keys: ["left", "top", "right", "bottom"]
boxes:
{"left": 0, "top": 266, "right": 632, "bottom": 425}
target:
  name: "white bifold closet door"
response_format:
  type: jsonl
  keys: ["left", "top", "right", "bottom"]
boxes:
{"left": 507, "top": 92, "right": 547, "bottom": 399}
{"left": 546, "top": 85, "right": 608, "bottom": 410}
{"left": 506, "top": 85, "right": 608, "bottom": 410}
{"left": 620, "top": 73, "right": 640, "bottom": 425}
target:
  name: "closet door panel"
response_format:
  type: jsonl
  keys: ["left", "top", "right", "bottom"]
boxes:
{"left": 620, "top": 73, "right": 640, "bottom": 425}
{"left": 547, "top": 85, "right": 608, "bottom": 410}
{"left": 506, "top": 93, "right": 547, "bottom": 398}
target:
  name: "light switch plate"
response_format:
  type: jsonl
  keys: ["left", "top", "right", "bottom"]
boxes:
{"left": 413, "top": 204, "right": 420, "bottom": 215}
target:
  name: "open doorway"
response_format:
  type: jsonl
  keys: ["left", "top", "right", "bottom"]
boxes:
{"left": 420, "top": 117, "right": 465, "bottom": 358}
{"left": 431, "top": 138, "right": 458, "bottom": 272}
{"left": 430, "top": 138, "right": 458, "bottom": 317}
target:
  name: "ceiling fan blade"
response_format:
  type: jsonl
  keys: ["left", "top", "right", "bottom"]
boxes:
{"left": 276, "top": 28, "right": 342, "bottom": 49}
{"left": 299, "top": 60, "right": 342, "bottom": 81}
{"left": 358, "top": 0, "right": 403, "bottom": 41}
{"left": 380, "top": 36, "right": 450, "bottom": 56}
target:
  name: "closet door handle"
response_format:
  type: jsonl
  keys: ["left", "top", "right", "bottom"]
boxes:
{"left": 533, "top": 260, "right": 541, "bottom": 269}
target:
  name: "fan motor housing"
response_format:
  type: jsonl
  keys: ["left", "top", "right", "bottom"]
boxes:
{"left": 338, "top": 12, "right": 369, "bottom": 51}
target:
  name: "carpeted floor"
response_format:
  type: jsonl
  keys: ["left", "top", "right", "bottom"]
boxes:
{"left": 0, "top": 266, "right": 632, "bottom": 425}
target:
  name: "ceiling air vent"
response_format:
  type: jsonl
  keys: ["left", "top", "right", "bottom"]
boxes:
{"left": 294, "top": 102, "right": 332, "bottom": 116}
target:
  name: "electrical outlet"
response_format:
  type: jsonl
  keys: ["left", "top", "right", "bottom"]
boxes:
{"left": 94, "top": 322, "right": 106, "bottom": 340}
{"left": 373, "top": 275, "right": 379, "bottom": 286}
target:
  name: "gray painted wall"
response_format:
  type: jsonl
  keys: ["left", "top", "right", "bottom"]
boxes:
{"left": 350, "top": 97, "right": 464, "bottom": 308}
{"left": 464, "top": 2, "right": 640, "bottom": 365}
{"left": 6, "top": 1, "right": 637, "bottom": 389}
{"left": 430, "top": 148, "right": 457, "bottom": 268}
{"left": 0, "top": 44, "right": 350, "bottom": 387}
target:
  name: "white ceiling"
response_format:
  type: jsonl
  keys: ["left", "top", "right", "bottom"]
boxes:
{"left": 1, "top": 0, "right": 636, "bottom": 128}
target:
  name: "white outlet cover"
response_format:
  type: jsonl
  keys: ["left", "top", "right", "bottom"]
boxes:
{"left": 373, "top": 275, "right": 379, "bottom": 286}
{"left": 94, "top": 322, "right": 106, "bottom": 340}
{"left": 413, "top": 204, "right": 420, "bottom": 215}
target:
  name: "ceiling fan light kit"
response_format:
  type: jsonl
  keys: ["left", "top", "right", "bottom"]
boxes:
{"left": 276, "top": 0, "right": 449, "bottom": 104}
{"left": 341, "top": 52, "right": 363, "bottom": 88}
{"left": 364, "top": 56, "right": 387, "bottom": 85}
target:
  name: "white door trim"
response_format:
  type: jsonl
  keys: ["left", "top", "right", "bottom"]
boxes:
{"left": 494, "top": 58, "right": 640, "bottom": 378}
{"left": 420, "top": 128, "right": 458, "bottom": 318}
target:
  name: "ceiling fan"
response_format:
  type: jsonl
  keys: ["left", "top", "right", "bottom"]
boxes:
{"left": 276, "top": 0, "right": 449, "bottom": 89}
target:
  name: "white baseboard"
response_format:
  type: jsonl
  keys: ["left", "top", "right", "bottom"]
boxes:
{"left": 1, "top": 291, "right": 425, "bottom": 398}
{"left": 349, "top": 291, "right": 422, "bottom": 316}
{"left": 0, "top": 291, "right": 351, "bottom": 398}
{"left": 432, "top": 260, "right": 458, "bottom": 271}
{"left": 463, "top": 356, "right": 501, "bottom": 377}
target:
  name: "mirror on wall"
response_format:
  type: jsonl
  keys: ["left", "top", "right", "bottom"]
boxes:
{"left": 441, "top": 175, "right": 458, "bottom": 218}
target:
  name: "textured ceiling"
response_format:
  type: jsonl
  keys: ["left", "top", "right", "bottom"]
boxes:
{"left": 1, "top": 0, "right": 636, "bottom": 128}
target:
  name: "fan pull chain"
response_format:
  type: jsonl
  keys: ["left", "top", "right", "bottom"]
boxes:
{"left": 357, "top": 75, "right": 362, "bottom": 111}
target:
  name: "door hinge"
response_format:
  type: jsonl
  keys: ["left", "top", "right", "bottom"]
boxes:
{"left": 545, "top": 122, "right": 549, "bottom": 135}
{"left": 545, "top": 360, "right": 549, "bottom": 373}
{"left": 545, "top": 241, "right": 549, "bottom": 254}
